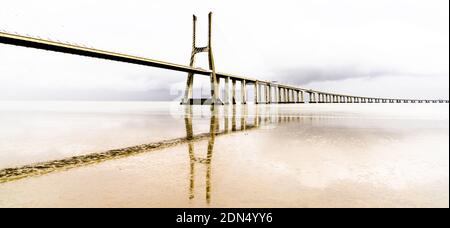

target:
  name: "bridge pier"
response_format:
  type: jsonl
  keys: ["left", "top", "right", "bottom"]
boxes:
{"left": 254, "top": 81, "right": 259, "bottom": 104}
{"left": 260, "top": 83, "right": 264, "bottom": 104}
{"left": 298, "top": 91, "right": 304, "bottom": 103}
{"left": 182, "top": 13, "right": 222, "bottom": 105}
{"left": 231, "top": 79, "right": 237, "bottom": 104}
{"left": 285, "top": 89, "right": 289, "bottom": 103}
{"left": 308, "top": 92, "right": 314, "bottom": 103}
{"left": 241, "top": 80, "right": 247, "bottom": 104}
{"left": 223, "top": 77, "right": 230, "bottom": 104}
{"left": 280, "top": 87, "right": 284, "bottom": 104}
{"left": 289, "top": 89, "right": 295, "bottom": 103}
{"left": 291, "top": 90, "right": 295, "bottom": 103}
{"left": 281, "top": 88, "right": 284, "bottom": 103}
{"left": 277, "top": 87, "right": 281, "bottom": 104}
{"left": 286, "top": 89, "right": 290, "bottom": 103}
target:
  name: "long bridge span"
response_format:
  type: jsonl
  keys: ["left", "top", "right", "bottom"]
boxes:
{"left": 1, "top": 13, "right": 448, "bottom": 105}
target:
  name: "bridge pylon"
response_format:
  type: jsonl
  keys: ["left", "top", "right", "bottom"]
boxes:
{"left": 181, "top": 12, "right": 223, "bottom": 105}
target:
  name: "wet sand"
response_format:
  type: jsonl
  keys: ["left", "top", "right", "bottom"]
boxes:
{"left": 0, "top": 102, "right": 448, "bottom": 207}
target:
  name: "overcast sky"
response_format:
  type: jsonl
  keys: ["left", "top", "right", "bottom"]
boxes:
{"left": 0, "top": 0, "right": 448, "bottom": 100}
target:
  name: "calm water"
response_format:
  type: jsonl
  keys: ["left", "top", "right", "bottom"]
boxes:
{"left": 0, "top": 101, "right": 448, "bottom": 208}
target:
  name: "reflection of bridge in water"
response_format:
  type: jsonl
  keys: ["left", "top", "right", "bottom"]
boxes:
{"left": 182, "top": 105, "right": 326, "bottom": 204}
{"left": 1, "top": 13, "right": 448, "bottom": 105}
{"left": 0, "top": 105, "right": 320, "bottom": 192}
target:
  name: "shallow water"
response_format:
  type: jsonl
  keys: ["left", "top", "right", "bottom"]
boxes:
{"left": 0, "top": 102, "right": 448, "bottom": 207}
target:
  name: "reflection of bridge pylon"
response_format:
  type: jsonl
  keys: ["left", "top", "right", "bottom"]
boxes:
{"left": 184, "top": 106, "right": 219, "bottom": 204}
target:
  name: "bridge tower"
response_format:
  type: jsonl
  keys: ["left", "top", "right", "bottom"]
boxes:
{"left": 181, "top": 12, "right": 222, "bottom": 105}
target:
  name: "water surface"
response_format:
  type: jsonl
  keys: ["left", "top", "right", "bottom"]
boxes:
{"left": 0, "top": 102, "right": 448, "bottom": 207}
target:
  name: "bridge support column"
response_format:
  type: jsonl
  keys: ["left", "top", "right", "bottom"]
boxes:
{"left": 292, "top": 91, "right": 295, "bottom": 103}
{"left": 278, "top": 87, "right": 282, "bottom": 104}
{"left": 280, "top": 87, "right": 283, "bottom": 103}
{"left": 241, "top": 80, "right": 247, "bottom": 104}
{"left": 277, "top": 87, "right": 281, "bottom": 104}
{"left": 232, "top": 79, "right": 237, "bottom": 104}
{"left": 285, "top": 89, "right": 289, "bottom": 103}
{"left": 263, "top": 85, "right": 267, "bottom": 104}
{"left": 224, "top": 77, "right": 230, "bottom": 104}
{"left": 287, "top": 90, "right": 290, "bottom": 103}
{"left": 254, "top": 82, "right": 259, "bottom": 104}
{"left": 289, "top": 89, "right": 295, "bottom": 103}
{"left": 268, "top": 85, "right": 272, "bottom": 104}
{"left": 258, "top": 83, "right": 263, "bottom": 104}
{"left": 291, "top": 90, "right": 294, "bottom": 103}
{"left": 299, "top": 91, "right": 305, "bottom": 103}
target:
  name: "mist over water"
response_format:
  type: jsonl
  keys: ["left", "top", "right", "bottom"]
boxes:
{"left": 0, "top": 101, "right": 448, "bottom": 207}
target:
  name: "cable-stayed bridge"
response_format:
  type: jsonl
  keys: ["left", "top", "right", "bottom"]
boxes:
{"left": 1, "top": 13, "right": 448, "bottom": 105}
